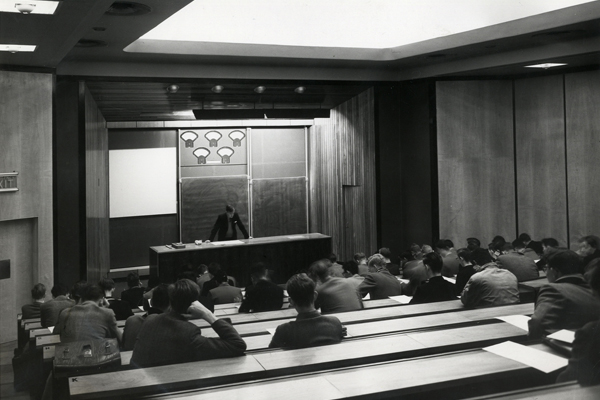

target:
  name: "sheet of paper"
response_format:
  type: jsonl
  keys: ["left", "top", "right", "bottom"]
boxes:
{"left": 484, "top": 341, "right": 568, "bottom": 373}
{"left": 210, "top": 240, "right": 245, "bottom": 246}
{"left": 48, "top": 326, "right": 54, "bottom": 333}
{"left": 495, "top": 315, "right": 531, "bottom": 332}
{"left": 286, "top": 235, "right": 306, "bottom": 239}
{"left": 397, "top": 278, "right": 409, "bottom": 284}
{"left": 442, "top": 276, "right": 456, "bottom": 284}
{"left": 547, "top": 329, "right": 576, "bottom": 344}
{"left": 363, "top": 293, "right": 370, "bottom": 300}
{"left": 388, "top": 295, "right": 413, "bottom": 304}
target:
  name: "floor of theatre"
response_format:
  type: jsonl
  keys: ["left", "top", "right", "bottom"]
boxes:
{"left": 1, "top": 341, "right": 28, "bottom": 400}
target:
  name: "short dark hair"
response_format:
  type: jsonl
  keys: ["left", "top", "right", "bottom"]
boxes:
{"left": 353, "top": 252, "right": 366, "bottom": 263}
{"left": 501, "top": 242, "right": 514, "bottom": 252}
{"left": 98, "top": 278, "right": 115, "bottom": 292}
{"left": 343, "top": 260, "right": 358, "bottom": 275}
{"left": 423, "top": 252, "right": 443, "bottom": 273}
{"left": 541, "top": 238, "right": 559, "bottom": 248}
{"left": 444, "top": 239, "right": 454, "bottom": 248}
{"left": 169, "top": 279, "right": 200, "bottom": 314}
{"left": 225, "top": 204, "right": 234, "bottom": 212}
{"left": 51, "top": 284, "right": 68, "bottom": 298}
{"left": 548, "top": 250, "right": 582, "bottom": 275}
{"left": 512, "top": 239, "right": 525, "bottom": 249}
{"left": 214, "top": 269, "right": 228, "bottom": 284}
{"left": 457, "top": 248, "right": 472, "bottom": 263}
{"left": 207, "top": 262, "right": 221, "bottom": 276}
{"left": 328, "top": 253, "right": 337, "bottom": 263}
{"left": 471, "top": 248, "right": 493, "bottom": 266}
{"left": 151, "top": 283, "right": 170, "bottom": 310}
{"left": 250, "top": 262, "right": 268, "bottom": 280}
{"left": 31, "top": 283, "right": 46, "bottom": 300}
{"left": 70, "top": 280, "right": 88, "bottom": 302}
{"left": 82, "top": 285, "right": 104, "bottom": 302}
{"left": 435, "top": 240, "right": 449, "bottom": 250}
{"left": 379, "top": 248, "right": 392, "bottom": 259}
{"left": 466, "top": 237, "right": 481, "bottom": 247}
{"left": 579, "top": 235, "right": 600, "bottom": 249}
{"left": 286, "top": 273, "right": 315, "bottom": 308}
{"left": 489, "top": 240, "right": 506, "bottom": 252}
{"left": 367, "top": 253, "right": 387, "bottom": 269}
{"left": 309, "top": 259, "right": 331, "bottom": 281}
{"left": 126, "top": 272, "right": 140, "bottom": 288}
{"left": 518, "top": 233, "right": 531, "bottom": 242}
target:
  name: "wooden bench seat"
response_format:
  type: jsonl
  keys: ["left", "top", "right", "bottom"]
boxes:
{"left": 68, "top": 321, "right": 532, "bottom": 399}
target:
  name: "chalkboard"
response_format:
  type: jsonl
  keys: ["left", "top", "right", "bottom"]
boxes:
{"left": 180, "top": 176, "right": 249, "bottom": 243}
{"left": 252, "top": 177, "right": 307, "bottom": 237}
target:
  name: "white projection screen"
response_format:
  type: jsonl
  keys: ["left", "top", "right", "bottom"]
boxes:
{"left": 109, "top": 148, "right": 177, "bottom": 218}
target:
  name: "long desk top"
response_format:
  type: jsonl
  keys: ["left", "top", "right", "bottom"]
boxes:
{"left": 69, "top": 322, "right": 532, "bottom": 399}
{"left": 519, "top": 278, "right": 549, "bottom": 290}
{"left": 150, "top": 233, "right": 331, "bottom": 254}
{"left": 464, "top": 382, "right": 599, "bottom": 400}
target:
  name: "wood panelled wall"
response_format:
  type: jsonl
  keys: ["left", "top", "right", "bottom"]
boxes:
{"left": 310, "top": 88, "right": 377, "bottom": 260}
{"left": 436, "top": 71, "right": 599, "bottom": 249}
{"left": 84, "top": 87, "right": 110, "bottom": 282}
{"left": 0, "top": 71, "right": 53, "bottom": 342}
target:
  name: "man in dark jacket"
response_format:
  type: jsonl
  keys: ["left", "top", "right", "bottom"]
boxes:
{"left": 410, "top": 252, "right": 457, "bottom": 304}
{"left": 208, "top": 204, "right": 249, "bottom": 242}
{"left": 40, "top": 284, "right": 74, "bottom": 327}
{"left": 239, "top": 263, "right": 284, "bottom": 313}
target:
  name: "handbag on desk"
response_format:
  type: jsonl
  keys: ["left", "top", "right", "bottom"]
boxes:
{"left": 53, "top": 339, "right": 121, "bottom": 375}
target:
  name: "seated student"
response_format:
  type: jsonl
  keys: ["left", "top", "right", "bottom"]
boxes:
{"left": 410, "top": 253, "right": 457, "bottom": 304}
{"left": 40, "top": 284, "right": 75, "bottom": 327}
{"left": 557, "top": 265, "right": 600, "bottom": 386}
{"left": 379, "top": 247, "right": 400, "bottom": 276}
{"left": 343, "top": 260, "right": 364, "bottom": 290}
{"left": 99, "top": 277, "right": 134, "bottom": 321}
{"left": 435, "top": 240, "right": 460, "bottom": 277}
{"left": 460, "top": 248, "right": 519, "bottom": 308}
{"left": 577, "top": 235, "right": 600, "bottom": 280}
{"left": 54, "top": 284, "right": 122, "bottom": 344}
{"left": 131, "top": 279, "right": 246, "bottom": 367}
{"left": 309, "top": 259, "right": 363, "bottom": 314}
{"left": 354, "top": 252, "right": 369, "bottom": 276}
{"left": 328, "top": 253, "right": 345, "bottom": 278}
{"left": 22, "top": 283, "right": 46, "bottom": 319}
{"left": 200, "top": 262, "right": 222, "bottom": 297}
{"left": 209, "top": 270, "right": 243, "bottom": 305}
{"left": 402, "top": 245, "right": 428, "bottom": 295}
{"left": 455, "top": 248, "right": 476, "bottom": 294}
{"left": 496, "top": 242, "right": 539, "bottom": 282}
{"left": 239, "top": 263, "right": 284, "bottom": 313}
{"left": 122, "top": 283, "right": 170, "bottom": 351}
{"left": 358, "top": 254, "right": 404, "bottom": 299}
{"left": 269, "top": 273, "right": 345, "bottom": 349}
{"left": 121, "top": 272, "right": 145, "bottom": 309}
{"left": 518, "top": 232, "right": 544, "bottom": 255}
{"left": 512, "top": 239, "right": 538, "bottom": 261}
{"left": 528, "top": 250, "right": 600, "bottom": 339}
{"left": 196, "top": 264, "right": 211, "bottom": 290}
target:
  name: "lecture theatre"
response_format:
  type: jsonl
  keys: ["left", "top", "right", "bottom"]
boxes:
{"left": 1, "top": 1, "right": 600, "bottom": 399}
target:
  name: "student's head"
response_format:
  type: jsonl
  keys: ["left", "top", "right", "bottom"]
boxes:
{"left": 169, "top": 279, "right": 200, "bottom": 314}
{"left": 286, "top": 273, "right": 316, "bottom": 308}
{"left": 250, "top": 262, "right": 268, "bottom": 282}
{"left": 577, "top": 235, "right": 600, "bottom": 257}
{"left": 434, "top": 240, "right": 449, "bottom": 253}
{"left": 471, "top": 248, "right": 493, "bottom": 266}
{"left": 423, "top": 252, "right": 443, "bottom": 274}
{"left": 150, "top": 283, "right": 170, "bottom": 311}
{"left": 214, "top": 269, "right": 229, "bottom": 284}
{"left": 199, "top": 264, "right": 208, "bottom": 274}
{"left": 378, "top": 248, "right": 392, "bottom": 260}
{"left": 444, "top": 239, "right": 454, "bottom": 249}
{"left": 353, "top": 252, "right": 366, "bottom": 264}
{"left": 308, "top": 259, "right": 331, "bottom": 282}
{"left": 98, "top": 278, "right": 115, "bottom": 294}
{"left": 541, "top": 238, "right": 559, "bottom": 253}
{"left": 511, "top": 239, "right": 525, "bottom": 250}
{"left": 70, "top": 280, "right": 88, "bottom": 303}
{"left": 82, "top": 285, "right": 105, "bottom": 303}
{"left": 328, "top": 253, "right": 337, "bottom": 263}
{"left": 207, "top": 262, "right": 221, "bottom": 277}
{"left": 518, "top": 233, "right": 531, "bottom": 243}
{"left": 547, "top": 250, "right": 582, "bottom": 282}
{"left": 343, "top": 260, "right": 358, "bottom": 276}
{"left": 31, "top": 283, "right": 46, "bottom": 301}
{"left": 422, "top": 245, "right": 434, "bottom": 254}
{"left": 225, "top": 204, "right": 235, "bottom": 218}
{"left": 367, "top": 253, "right": 387, "bottom": 270}
{"left": 410, "top": 243, "right": 422, "bottom": 258}
{"left": 500, "top": 242, "right": 514, "bottom": 254}
{"left": 466, "top": 237, "right": 481, "bottom": 251}
{"left": 50, "top": 284, "right": 68, "bottom": 298}
{"left": 126, "top": 272, "right": 141, "bottom": 288}
{"left": 457, "top": 248, "right": 472, "bottom": 265}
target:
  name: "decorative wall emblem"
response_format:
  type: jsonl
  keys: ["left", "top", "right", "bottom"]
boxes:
{"left": 229, "top": 130, "right": 246, "bottom": 147}
{"left": 217, "top": 147, "right": 234, "bottom": 163}
{"left": 205, "top": 131, "right": 222, "bottom": 147}
{"left": 193, "top": 148, "right": 210, "bottom": 164}
{"left": 180, "top": 131, "right": 198, "bottom": 148}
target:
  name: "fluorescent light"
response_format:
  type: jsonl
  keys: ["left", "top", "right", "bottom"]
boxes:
{"left": 0, "top": 1, "right": 59, "bottom": 15}
{"left": 0, "top": 44, "right": 36, "bottom": 52}
{"left": 525, "top": 63, "right": 568, "bottom": 69}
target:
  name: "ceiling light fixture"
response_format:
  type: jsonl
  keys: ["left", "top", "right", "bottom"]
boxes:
{"left": 254, "top": 86, "right": 266, "bottom": 94}
{"left": 0, "top": 1, "right": 59, "bottom": 14}
{"left": 524, "top": 63, "right": 567, "bottom": 69}
{"left": 211, "top": 85, "right": 224, "bottom": 93}
{"left": 15, "top": 3, "right": 35, "bottom": 14}
{"left": 166, "top": 84, "right": 179, "bottom": 93}
{"left": 0, "top": 44, "right": 36, "bottom": 53}
{"left": 294, "top": 86, "right": 305, "bottom": 94}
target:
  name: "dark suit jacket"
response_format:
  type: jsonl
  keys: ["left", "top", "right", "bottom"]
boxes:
{"left": 528, "top": 274, "right": 600, "bottom": 339}
{"left": 121, "top": 287, "right": 145, "bottom": 309}
{"left": 385, "top": 262, "right": 401, "bottom": 276}
{"left": 269, "top": 310, "right": 344, "bottom": 349}
{"left": 21, "top": 302, "right": 42, "bottom": 319}
{"left": 526, "top": 240, "right": 544, "bottom": 255}
{"left": 239, "top": 279, "right": 284, "bottom": 313}
{"left": 107, "top": 297, "right": 134, "bottom": 321}
{"left": 40, "top": 296, "right": 75, "bottom": 327}
{"left": 209, "top": 212, "right": 249, "bottom": 242}
{"left": 358, "top": 268, "right": 403, "bottom": 299}
{"left": 557, "top": 320, "right": 600, "bottom": 386}
{"left": 130, "top": 311, "right": 246, "bottom": 367}
{"left": 315, "top": 277, "right": 363, "bottom": 314}
{"left": 53, "top": 301, "right": 120, "bottom": 343}
{"left": 496, "top": 252, "right": 539, "bottom": 282}
{"left": 121, "top": 307, "right": 162, "bottom": 351}
{"left": 410, "top": 276, "right": 457, "bottom": 304}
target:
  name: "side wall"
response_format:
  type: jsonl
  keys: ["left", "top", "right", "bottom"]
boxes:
{"left": 0, "top": 71, "right": 54, "bottom": 343}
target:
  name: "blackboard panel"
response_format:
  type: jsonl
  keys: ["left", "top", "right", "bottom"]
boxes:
{"left": 181, "top": 176, "right": 249, "bottom": 243}
{"left": 252, "top": 178, "right": 307, "bottom": 237}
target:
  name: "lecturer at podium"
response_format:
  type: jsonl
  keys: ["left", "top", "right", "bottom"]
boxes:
{"left": 208, "top": 205, "right": 249, "bottom": 242}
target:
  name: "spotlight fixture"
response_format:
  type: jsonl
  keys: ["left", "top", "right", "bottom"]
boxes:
{"left": 211, "top": 85, "right": 224, "bottom": 93}
{"left": 254, "top": 86, "right": 266, "bottom": 94}
{"left": 15, "top": 3, "right": 35, "bottom": 14}
{"left": 166, "top": 84, "right": 179, "bottom": 93}
{"left": 294, "top": 86, "right": 305, "bottom": 94}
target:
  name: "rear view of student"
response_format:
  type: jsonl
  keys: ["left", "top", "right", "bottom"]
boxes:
{"left": 22, "top": 283, "right": 46, "bottom": 319}
{"left": 269, "top": 273, "right": 345, "bottom": 349}
{"left": 40, "top": 284, "right": 74, "bottom": 327}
